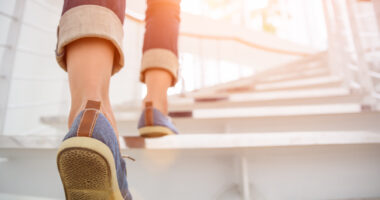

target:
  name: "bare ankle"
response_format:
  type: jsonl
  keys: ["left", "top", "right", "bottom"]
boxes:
{"left": 143, "top": 96, "right": 168, "bottom": 115}
{"left": 143, "top": 69, "right": 172, "bottom": 115}
{"left": 68, "top": 99, "right": 118, "bottom": 136}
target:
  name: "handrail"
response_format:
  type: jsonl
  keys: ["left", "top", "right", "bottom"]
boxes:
{"left": 125, "top": 12, "right": 312, "bottom": 57}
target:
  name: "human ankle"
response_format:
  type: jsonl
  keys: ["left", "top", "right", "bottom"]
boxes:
{"left": 143, "top": 69, "right": 172, "bottom": 115}
{"left": 143, "top": 95, "right": 168, "bottom": 115}
{"left": 68, "top": 98, "right": 115, "bottom": 131}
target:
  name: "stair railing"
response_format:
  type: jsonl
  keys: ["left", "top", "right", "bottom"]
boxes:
{"left": 323, "top": 0, "right": 380, "bottom": 110}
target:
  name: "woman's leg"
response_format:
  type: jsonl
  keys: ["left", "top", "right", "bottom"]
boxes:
{"left": 66, "top": 37, "right": 118, "bottom": 135}
{"left": 144, "top": 69, "right": 172, "bottom": 115}
{"left": 55, "top": 2, "right": 132, "bottom": 199}
{"left": 141, "top": 0, "right": 181, "bottom": 115}
{"left": 56, "top": 1, "right": 126, "bottom": 135}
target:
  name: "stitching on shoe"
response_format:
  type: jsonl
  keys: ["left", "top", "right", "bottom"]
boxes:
{"left": 76, "top": 109, "right": 88, "bottom": 137}
{"left": 83, "top": 108, "right": 99, "bottom": 111}
{"left": 89, "top": 110, "right": 99, "bottom": 137}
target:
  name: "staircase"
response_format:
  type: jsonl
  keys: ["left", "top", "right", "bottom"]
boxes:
{"left": 35, "top": 0, "right": 380, "bottom": 149}
{"left": 105, "top": 50, "right": 379, "bottom": 150}
{"left": 36, "top": 48, "right": 380, "bottom": 150}
{"left": 1, "top": 0, "right": 380, "bottom": 200}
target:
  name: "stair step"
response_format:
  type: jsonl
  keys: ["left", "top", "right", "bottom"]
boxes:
{"left": 169, "top": 95, "right": 361, "bottom": 112}
{"left": 40, "top": 107, "right": 378, "bottom": 135}
{"left": 214, "top": 68, "right": 333, "bottom": 93}
{"left": 123, "top": 131, "right": 380, "bottom": 149}
{"left": 255, "top": 62, "right": 328, "bottom": 81}
{"left": 254, "top": 76, "right": 343, "bottom": 91}
{"left": 0, "top": 193, "right": 56, "bottom": 200}
{"left": 187, "top": 52, "right": 328, "bottom": 95}
{"left": 2, "top": 128, "right": 380, "bottom": 149}
{"left": 256, "top": 67, "right": 330, "bottom": 84}
{"left": 116, "top": 111, "right": 380, "bottom": 135}
{"left": 189, "top": 104, "right": 361, "bottom": 119}
{"left": 165, "top": 89, "right": 361, "bottom": 111}
{"left": 185, "top": 74, "right": 342, "bottom": 98}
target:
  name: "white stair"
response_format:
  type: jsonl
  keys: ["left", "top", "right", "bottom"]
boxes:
{"left": 39, "top": 52, "right": 379, "bottom": 142}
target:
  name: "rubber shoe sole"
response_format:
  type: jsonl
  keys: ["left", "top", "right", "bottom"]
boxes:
{"left": 138, "top": 126, "right": 175, "bottom": 138}
{"left": 57, "top": 137, "right": 124, "bottom": 200}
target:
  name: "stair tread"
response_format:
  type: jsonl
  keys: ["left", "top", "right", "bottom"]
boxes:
{"left": 115, "top": 88, "right": 358, "bottom": 112}
{"left": 115, "top": 111, "right": 380, "bottom": 135}
{"left": 168, "top": 95, "right": 362, "bottom": 111}
{"left": 166, "top": 90, "right": 362, "bottom": 111}
{"left": 2, "top": 130, "right": 380, "bottom": 149}
{"left": 254, "top": 76, "right": 342, "bottom": 91}
{"left": 112, "top": 103, "right": 363, "bottom": 120}
{"left": 123, "top": 131, "right": 380, "bottom": 149}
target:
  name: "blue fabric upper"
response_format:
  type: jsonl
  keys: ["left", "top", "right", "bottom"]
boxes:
{"left": 137, "top": 107, "right": 178, "bottom": 134}
{"left": 63, "top": 110, "right": 132, "bottom": 200}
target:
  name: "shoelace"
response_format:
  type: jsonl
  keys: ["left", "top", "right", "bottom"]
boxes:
{"left": 122, "top": 155, "right": 136, "bottom": 162}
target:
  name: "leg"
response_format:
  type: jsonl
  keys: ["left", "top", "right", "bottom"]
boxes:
{"left": 55, "top": 1, "right": 132, "bottom": 199}
{"left": 144, "top": 69, "right": 172, "bottom": 115}
{"left": 66, "top": 37, "right": 117, "bottom": 135}
{"left": 137, "top": 0, "right": 181, "bottom": 137}
{"left": 56, "top": 0, "right": 126, "bottom": 134}
{"left": 141, "top": 0, "right": 181, "bottom": 115}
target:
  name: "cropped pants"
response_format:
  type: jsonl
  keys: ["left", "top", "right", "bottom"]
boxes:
{"left": 55, "top": 0, "right": 181, "bottom": 86}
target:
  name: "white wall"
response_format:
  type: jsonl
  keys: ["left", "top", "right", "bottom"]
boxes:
{"left": 0, "top": 0, "right": 145, "bottom": 136}
{"left": 1, "top": 0, "right": 68, "bottom": 136}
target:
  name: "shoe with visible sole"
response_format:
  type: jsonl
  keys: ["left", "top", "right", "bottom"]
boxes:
{"left": 137, "top": 101, "right": 178, "bottom": 138}
{"left": 57, "top": 100, "right": 132, "bottom": 200}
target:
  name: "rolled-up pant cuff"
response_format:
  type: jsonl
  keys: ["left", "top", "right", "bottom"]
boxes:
{"left": 56, "top": 5, "right": 124, "bottom": 75}
{"left": 140, "top": 48, "right": 179, "bottom": 86}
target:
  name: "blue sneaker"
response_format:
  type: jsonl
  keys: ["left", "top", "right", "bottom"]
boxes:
{"left": 57, "top": 100, "right": 132, "bottom": 200}
{"left": 137, "top": 101, "right": 178, "bottom": 137}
